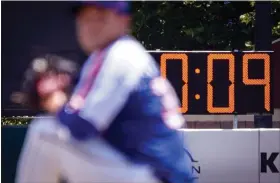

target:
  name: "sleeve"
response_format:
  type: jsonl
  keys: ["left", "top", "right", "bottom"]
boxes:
{"left": 57, "top": 52, "right": 144, "bottom": 140}
{"left": 15, "top": 119, "right": 60, "bottom": 183}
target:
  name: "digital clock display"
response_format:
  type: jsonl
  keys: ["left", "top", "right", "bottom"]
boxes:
{"left": 149, "top": 51, "right": 273, "bottom": 114}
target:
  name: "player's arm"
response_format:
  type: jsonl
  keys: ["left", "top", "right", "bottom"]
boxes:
{"left": 56, "top": 53, "right": 144, "bottom": 140}
{"left": 15, "top": 118, "right": 60, "bottom": 183}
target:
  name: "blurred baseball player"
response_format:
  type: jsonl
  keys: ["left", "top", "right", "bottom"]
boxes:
{"left": 51, "top": 1, "right": 196, "bottom": 183}
{"left": 15, "top": 54, "right": 158, "bottom": 183}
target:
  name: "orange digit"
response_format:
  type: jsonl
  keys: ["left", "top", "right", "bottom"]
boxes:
{"left": 207, "top": 54, "right": 235, "bottom": 113}
{"left": 243, "top": 53, "right": 270, "bottom": 111}
{"left": 160, "top": 53, "right": 188, "bottom": 113}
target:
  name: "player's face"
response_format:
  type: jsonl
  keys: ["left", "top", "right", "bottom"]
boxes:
{"left": 75, "top": 6, "right": 116, "bottom": 54}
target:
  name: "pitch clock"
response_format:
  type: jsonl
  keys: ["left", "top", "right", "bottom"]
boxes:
{"left": 149, "top": 51, "right": 273, "bottom": 115}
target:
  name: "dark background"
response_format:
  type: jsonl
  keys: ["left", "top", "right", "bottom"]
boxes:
{"left": 2, "top": 1, "right": 86, "bottom": 116}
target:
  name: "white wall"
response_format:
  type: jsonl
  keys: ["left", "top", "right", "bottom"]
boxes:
{"left": 180, "top": 129, "right": 280, "bottom": 183}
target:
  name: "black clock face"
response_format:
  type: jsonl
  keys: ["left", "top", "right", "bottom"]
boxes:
{"left": 150, "top": 51, "right": 273, "bottom": 115}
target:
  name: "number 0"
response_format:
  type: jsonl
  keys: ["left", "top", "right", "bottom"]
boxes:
{"left": 207, "top": 54, "right": 235, "bottom": 113}
{"left": 160, "top": 53, "right": 188, "bottom": 113}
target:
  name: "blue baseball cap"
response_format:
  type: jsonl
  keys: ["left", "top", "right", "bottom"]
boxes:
{"left": 71, "top": 1, "right": 131, "bottom": 16}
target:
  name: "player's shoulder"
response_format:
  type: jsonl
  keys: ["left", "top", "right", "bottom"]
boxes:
{"left": 108, "top": 35, "right": 155, "bottom": 71}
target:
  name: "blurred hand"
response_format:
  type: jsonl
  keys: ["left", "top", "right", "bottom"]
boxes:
{"left": 37, "top": 74, "right": 71, "bottom": 114}
{"left": 41, "top": 90, "right": 68, "bottom": 114}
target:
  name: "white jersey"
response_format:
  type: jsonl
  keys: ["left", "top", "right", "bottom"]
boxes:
{"left": 56, "top": 35, "right": 194, "bottom": 182}
{"left": 15, "top": 116, "right": 159, "bottom": 183}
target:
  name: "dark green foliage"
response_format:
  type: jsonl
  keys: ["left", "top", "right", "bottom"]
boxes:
{"left": 131, "top": 1, "right": 280, "bottom": 50}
